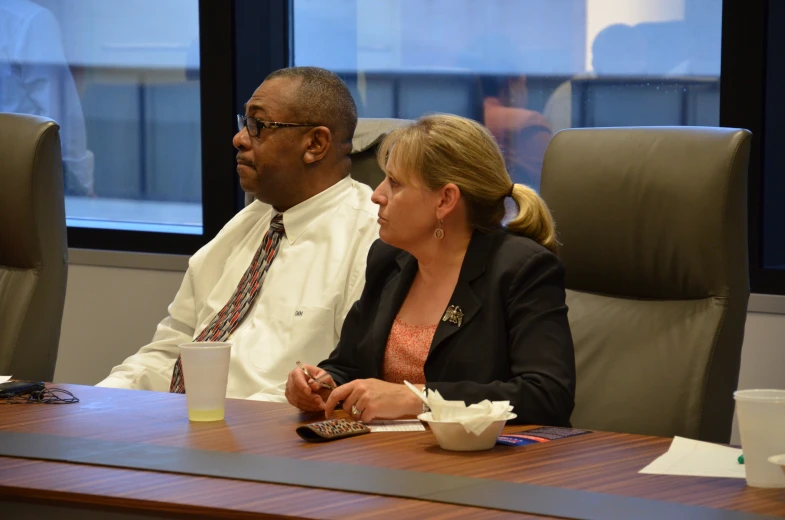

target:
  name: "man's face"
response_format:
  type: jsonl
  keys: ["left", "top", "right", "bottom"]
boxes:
{"left": 232, "top": 77, "right": 308, "bottom": 207}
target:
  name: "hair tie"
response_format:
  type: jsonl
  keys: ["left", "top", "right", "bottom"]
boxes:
{"left": 508, "top": 184, "right": 515, "bottom": 198}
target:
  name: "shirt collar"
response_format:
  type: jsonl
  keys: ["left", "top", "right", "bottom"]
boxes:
{"left": 278, "top": 176, "right": 354, "bottom": 244}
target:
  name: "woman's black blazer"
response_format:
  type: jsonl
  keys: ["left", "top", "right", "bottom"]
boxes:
{"left": 319, "top": 229, "right": 576, "bottom": 426}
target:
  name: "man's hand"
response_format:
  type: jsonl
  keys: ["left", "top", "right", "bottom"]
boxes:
{"left": 323, "top": 378, "right": 421, "bottom": 422}
{"left": 285, "top": 364, "right": 335, "bottom": 412}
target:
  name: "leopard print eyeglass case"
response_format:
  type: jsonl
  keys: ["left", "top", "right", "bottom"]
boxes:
{"left": 296, "top": 418, "right": 371, "bottom": 442}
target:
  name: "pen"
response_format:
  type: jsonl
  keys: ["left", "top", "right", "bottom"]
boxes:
{"left": 295, "top": 360, "right": 336, "bottom": 390}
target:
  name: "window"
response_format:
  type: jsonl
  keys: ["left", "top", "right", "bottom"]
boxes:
{"left": 293, "top": 0, "right": 722, "bottom": 192}
{"left": 0, "top": 1, "right": 241, "bottom": 254}
{"left": 9, "top": 0, "right": 776, "bottom": 296}
{"left": 1, "top": 0, "right": 201, "bottom": 234}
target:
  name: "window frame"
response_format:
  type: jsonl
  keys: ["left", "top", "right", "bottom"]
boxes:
{"left": 720, "top": 0, "right": 783, "bottom": 295}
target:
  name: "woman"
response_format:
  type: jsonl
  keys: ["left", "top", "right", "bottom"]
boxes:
{"left": 285, "top": 114, "right": 575, "bottom": 426}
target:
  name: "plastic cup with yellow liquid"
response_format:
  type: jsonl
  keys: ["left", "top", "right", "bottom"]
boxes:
{"left": 179, "top": 342, "right": 232, "bottom": 421}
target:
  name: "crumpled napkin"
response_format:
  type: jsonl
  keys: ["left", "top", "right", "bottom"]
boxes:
{"left": 426, "top": 389, "right": 514, "bottom": 435}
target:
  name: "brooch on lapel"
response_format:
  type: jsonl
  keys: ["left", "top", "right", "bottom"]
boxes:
{"left": 442, "top": 305, "right": 464, "bottom": 327}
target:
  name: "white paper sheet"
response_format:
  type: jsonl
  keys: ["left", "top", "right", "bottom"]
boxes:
{"left": 367, "top": 420, "right": 425, "bottom": 432}
{"left": 639, "top": 436, "right": 745, "bottom": 479}
{"left": 0, "top": 376, "right": 11, "bottom": 384}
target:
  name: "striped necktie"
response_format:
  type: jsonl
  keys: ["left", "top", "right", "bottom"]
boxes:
{"left": 169, "top": 214, "right": 285, "bottom": 393}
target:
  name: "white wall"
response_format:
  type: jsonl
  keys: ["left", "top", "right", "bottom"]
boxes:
{"left": 55, "top": 264, "right": 785, "bottom": 445}
{"left": 53, "top": 264, "right": 184, "bottom": 385}
{"left": 730, "top": 312, "right": 785, "bottom": 445}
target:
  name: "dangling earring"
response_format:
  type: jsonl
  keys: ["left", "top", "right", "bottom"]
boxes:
{"left": 434, "top": 219, "right": 444, "bottom": 240}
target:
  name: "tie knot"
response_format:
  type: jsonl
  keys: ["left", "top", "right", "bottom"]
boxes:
{"left": 269, "top": 214, "right": 285, "bottom": 234}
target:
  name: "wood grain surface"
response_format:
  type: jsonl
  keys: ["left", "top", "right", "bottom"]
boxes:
{"left": 0, "top": 384, "right": 783, "bottom": 519}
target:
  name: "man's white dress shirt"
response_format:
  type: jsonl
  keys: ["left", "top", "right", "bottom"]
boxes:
{"left": 97, "top": 177, "right": 379, "bottom": 401}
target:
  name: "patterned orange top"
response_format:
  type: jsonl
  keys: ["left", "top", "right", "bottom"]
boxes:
{"left": 382, "top": 317, "right": 438, "bottom": 384}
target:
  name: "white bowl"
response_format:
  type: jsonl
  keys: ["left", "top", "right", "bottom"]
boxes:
{"left": 418, "top": 412, "right": 517, "bottom": 451}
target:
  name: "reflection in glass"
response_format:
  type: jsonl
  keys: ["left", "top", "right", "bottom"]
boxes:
{"left": 294, "top": 0, "right": 722, "bottom": 192}
{"left": 0, "top": 0, "right": 92, "bottom": 196}
{"left": 0, "top": 0, "right": 202, "bottom": 234}
{"left": 480, "top": 76, "right": 552, "bottom": 190}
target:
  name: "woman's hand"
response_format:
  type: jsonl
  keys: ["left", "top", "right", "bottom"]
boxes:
{"left": 323, "top": 379, "right": 422, "bottom": 422}
{"left": 285, "top": 364, "right": 336, "bottom": 412}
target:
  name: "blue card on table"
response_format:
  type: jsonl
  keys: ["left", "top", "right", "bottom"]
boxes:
{"left": 496, "top": 426, "right": 591, "bottom": 446}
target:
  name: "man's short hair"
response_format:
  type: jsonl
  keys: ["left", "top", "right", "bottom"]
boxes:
{"left": 265, "top": 66, "right": 358, "bottom": 146}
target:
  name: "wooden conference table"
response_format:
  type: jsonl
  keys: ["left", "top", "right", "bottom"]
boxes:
{"left": 0, "top": 384, "right": 783, "bottom": 519}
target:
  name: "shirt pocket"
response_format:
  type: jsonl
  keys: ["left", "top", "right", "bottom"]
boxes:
{"left": 250, "top": 305, "right": 336, "bottom": 373}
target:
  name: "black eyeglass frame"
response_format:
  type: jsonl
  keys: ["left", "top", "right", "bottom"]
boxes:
{"left": 237, "top": 114, "right": 317, "bottom": 137}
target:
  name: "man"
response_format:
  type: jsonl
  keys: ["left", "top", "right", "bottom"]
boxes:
{"left": 97, "top": 67, "right": 379, "bottom": 401}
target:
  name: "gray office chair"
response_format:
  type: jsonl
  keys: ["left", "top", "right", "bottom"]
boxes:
{"left": 540, "top": 127, "right": 751, "bottom": 443}
{"left": 350, "top": 118, "right": 411, "bottom": 189}
{"left": 0, "top": 113, "right": 68, "bottom": 381}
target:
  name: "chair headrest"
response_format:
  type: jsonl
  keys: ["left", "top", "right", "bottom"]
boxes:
{"left": 0, "top": 113, "right": 64, "bottom": 268}
{"left": 540, "top": 126, "right": 751, "bottom": 299}
{"left": 350, "top": 118, "right": 413, "bottom": 189}
{"left": 351, "top": 118, "right": 412, "bottom": 154}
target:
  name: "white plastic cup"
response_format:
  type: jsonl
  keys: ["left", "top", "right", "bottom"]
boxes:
{"left": 734, "top": 389, "right": 785, "bottom": 488}
{"left": 179, "top": 342, "right": 232, "bottom": 422}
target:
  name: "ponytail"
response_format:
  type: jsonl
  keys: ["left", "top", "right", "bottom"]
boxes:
{"left": 375, "top": 114, "right": 560, "bottom": 254}
{"left": 506, "top": 183, "right": 559, "bottom": 254}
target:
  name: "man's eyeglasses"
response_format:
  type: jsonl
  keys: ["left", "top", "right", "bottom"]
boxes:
{"left": 237, "top": 114, "right": 316, "bottom": 138}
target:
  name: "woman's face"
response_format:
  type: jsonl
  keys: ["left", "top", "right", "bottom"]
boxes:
{"left": 371, "top": 159, "right": 440, "bottom": 251}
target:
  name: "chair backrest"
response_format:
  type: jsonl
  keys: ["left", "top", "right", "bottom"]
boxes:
{"left": 0, "top": 113, "right": 68, "bottom": 381}
{"left": 350, "top": 118, "right": 412, "bottom": 189}
{"left": 540, "top": 126, "right": 751, "bottom": 443}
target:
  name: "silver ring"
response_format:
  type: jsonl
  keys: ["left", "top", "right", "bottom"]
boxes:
{"left": 351, "top": 405, "right": 363, "bottom": 417}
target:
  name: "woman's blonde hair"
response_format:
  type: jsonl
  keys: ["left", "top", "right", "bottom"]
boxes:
{"left": 377, "top": 114, "right": 558, "bottom": 254}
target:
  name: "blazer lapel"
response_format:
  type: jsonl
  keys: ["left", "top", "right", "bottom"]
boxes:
{"left": 428, "top": 230, "right": 498, "bottom": 357}
{"left": 370, "top": 251, "right": 418, "bottom": 377}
